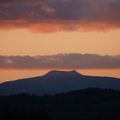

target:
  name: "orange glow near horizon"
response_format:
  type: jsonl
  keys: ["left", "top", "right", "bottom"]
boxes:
{"left": 0, "top": 69, "right": 120, "bottom": 83}
{"left": 0, "top": 29, "right": 120, "bottom": 56}
{"left": 0, "top": 27, "right": 120, "bottom": 82}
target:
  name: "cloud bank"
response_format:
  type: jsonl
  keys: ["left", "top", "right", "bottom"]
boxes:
{"left": 0, "top": 54, "right": 120, "bottom": 69}
{"left": 0, "top": 0, "right": 120, "bottom": 32}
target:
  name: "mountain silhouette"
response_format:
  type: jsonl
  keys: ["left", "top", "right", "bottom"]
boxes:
{"left": 0, "top": 70, "right": 120, "bottom": 95}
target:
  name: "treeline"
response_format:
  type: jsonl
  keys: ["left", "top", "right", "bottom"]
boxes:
{"left": 0, "top": 88, "right": 120, "bottom": 120}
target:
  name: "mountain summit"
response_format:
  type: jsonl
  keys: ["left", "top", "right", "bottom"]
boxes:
{"left": 45, "top": 70, "right": 82, "bottom": 77}
{"left": 0, "top": 70, "right": 120, "bottom": 95}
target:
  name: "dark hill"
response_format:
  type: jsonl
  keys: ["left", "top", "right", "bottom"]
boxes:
{"left": 1, "top": 88, "right": 120, "bottom": 120}
{"left": 0, "top": 70, "right": 120, "bottom": 95}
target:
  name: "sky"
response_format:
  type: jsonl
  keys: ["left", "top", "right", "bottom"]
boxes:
{"left": 0, "top": 0, "right": 120, "bottom": 82}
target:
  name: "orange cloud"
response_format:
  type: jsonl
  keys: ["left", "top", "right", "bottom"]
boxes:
{"left": 0, "top": 0, "right": 120, "bottom": 32}
{"left": 0, "top": 20, "right": 120, "bottom": 32}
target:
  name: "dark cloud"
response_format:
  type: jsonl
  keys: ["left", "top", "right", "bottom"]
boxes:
{"left": 0, "top": 54, "right": 120, "bottom": 69}
{"left": 0, "top": 0, "right": 120, "bottom": 32}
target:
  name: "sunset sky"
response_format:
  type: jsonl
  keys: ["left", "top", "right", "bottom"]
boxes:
{"left": 0, "top": 0, "right": 120, "bottom": 82}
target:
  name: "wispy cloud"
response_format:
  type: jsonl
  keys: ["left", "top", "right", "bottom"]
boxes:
{"left": 0, "top": 54, "right": 120, "bottom": 69}
{"left": 0, "top": 0, "right": 120, "bottom": 32}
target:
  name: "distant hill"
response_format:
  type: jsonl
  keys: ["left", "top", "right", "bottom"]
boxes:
{"left": 0, "top": 70, "right": 120, "bottom": 95}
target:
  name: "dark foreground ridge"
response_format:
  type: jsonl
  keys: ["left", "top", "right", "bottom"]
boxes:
{"left": 0, "top": 88, "right": 120, "bottom": 120}
{"left": 0, "top": 70, "right": 120, "bottom": 95}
